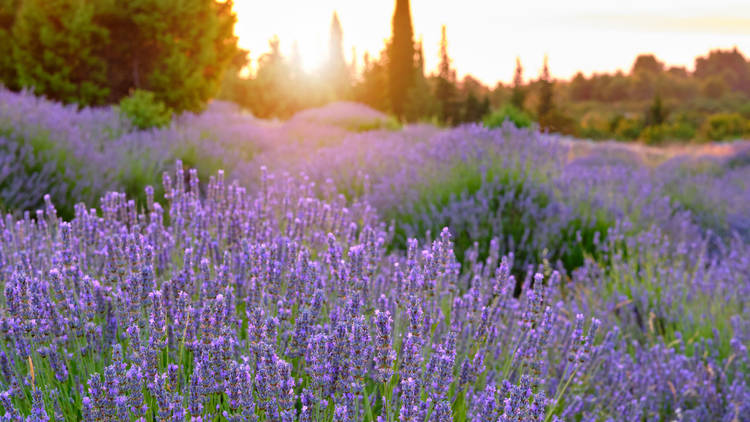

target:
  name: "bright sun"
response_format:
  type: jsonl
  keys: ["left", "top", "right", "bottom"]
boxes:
{"left": 233, "top": 2, "right": 340, "bottom": 74}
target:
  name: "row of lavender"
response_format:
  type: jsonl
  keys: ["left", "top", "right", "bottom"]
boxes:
{"left": 3, "top": 87, "right": 748, "bottom": 249}
{"left": 1, "top": 88, "right": 749, "bottom": 419}
{"left": 0, "top": 161, "right": 745, "bottom": 421}
{"left": 2, "top": 87, "right": 748, "bottom": 238}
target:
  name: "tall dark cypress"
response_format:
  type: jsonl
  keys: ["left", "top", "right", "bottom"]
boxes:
{"left": 388, "top": 0, "right": 415, "bottom": 120}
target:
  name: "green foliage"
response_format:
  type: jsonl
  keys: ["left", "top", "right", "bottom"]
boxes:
{"left": 483, "top": 104, "right": 533, "bottom": 129}
{"left": 539, "top": 109, "right": 576, "bottom": 135}
{"left": 510, "top": 57, "right": 526, "bottom": 108}
{"left": 612, "top": 115, "right": 643, "bottom": 141}
{"left": 434, "top": 26, "right": 460, "bottom": 125}
{"left": 667, "top": 120, "right": 697, "bottom": 141}
{"left": 387, "top": 0, "right": 415, "bottom": 120}
{"left": 639, "top": 124, "right": 667, "bottom": 145}
{"left": 7, "top": 0, "right": 238, "bottom": 111}
{"left": 403, "top": 72, "right": 440, "bottom": 122}
{"left": 13, "top": 0, "right": 109, "bottom": 105}
{"left": 243, "top": 37, "right": 292, "bottom": 118}
{"left": 577, "top": 110, "right": 615, "bottom": 139}
{"left": 118, "top": 89, "right": 172, "bottom": 129}
{"left": 699, "top": 112, "right": 747, "bottom": 141}
{"left": 98, "top": 0, "right": 238, "bottom": 112}
{"left": 461, "top": 91, "right": 490, "bottom": 123}
{"left": 354, "top": 50, "right": 391, "bottom": 113}
{"left": 0, "top": 0, "right": 19, "bottom": 90}
{"left": 631, "top": 54, "right": 664, "bottom": 75}
{"left": 536, "top": 57, "right": 554, "bottom": 119}
{"left": 644, "top": 94, "right": 666, "bottom": 126}
{"left": 694, "top": 47, "right": 750, "bottom": 94}
{"left": 700, "top": 75, "right": 729, "bottom": 99}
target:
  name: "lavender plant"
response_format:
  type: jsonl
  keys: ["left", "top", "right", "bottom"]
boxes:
{"left": 1, "top": 89, "right": 749, "bottom": 420}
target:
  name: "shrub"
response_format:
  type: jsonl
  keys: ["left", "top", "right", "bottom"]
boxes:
{"left": 667, "top": 120, "right": 697, "bottom": 140}
{"left": 612, "top": 115, "right": 643, "bottom": 140}
{"left": 640, "top": 124, "right": 666, "bottom": 145}
{"left": 118, "top": 90, "right": 173, "bottom": 130}
{"left": 699, "top": 112, "right": 746, "bottom": 141}
{"left": 578, "top": 110, "right": 613, "bottom": 139}
{"left": 483, "top": 103, "right": 533, "bottom": 129}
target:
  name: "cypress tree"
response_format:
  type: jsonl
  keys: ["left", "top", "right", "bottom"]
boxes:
{"left": 387, "top": 0, "right": 415, "bottom": 119}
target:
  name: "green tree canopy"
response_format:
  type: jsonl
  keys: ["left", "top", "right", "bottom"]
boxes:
{"left": 0, "top": 0, "right": 20, "bottom": 90}
{"left": 631, "top": 54, "right": 665, "bottom": 75}
{"left": 7, "top": 0, "right": 238, "bottom": 112}
{"left": 695, "top": 47, "right": 750, "bottom": 94}
{"left": 13, "top": 0, "right": 109, "bottom": 105}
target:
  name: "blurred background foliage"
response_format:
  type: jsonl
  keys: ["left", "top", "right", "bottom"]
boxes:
{"left": 0, "top": 0, "right": 238, "bottom": 114}
{"left": 3, "top": 0, "right": 750, "bottom": 140}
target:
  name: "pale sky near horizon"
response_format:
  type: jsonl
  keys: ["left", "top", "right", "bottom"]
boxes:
{"left": 233, "top": 0, "right": 750, "bottom": 86}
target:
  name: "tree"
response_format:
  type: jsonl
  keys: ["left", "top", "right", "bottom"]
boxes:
{"left": 631, "top": 54, "right": 664, "bottom": 75}
{"left": 644, "top": 93, "right": 666, "bottom": 126}
{"left": 387, "top": 0, "right": 415, "bottom": 120}
{"left": 462, "top": 91, "right": 490, "bottom": 123}
{"left": 537, "top": 55, "right": 553, "bottom": 120}
{"left": 249, "top": 36, "right": 293, "bottom": 118}
{"left": 13, "top": 0, "right": 238, "bottom": 111}
{"left": 403, "top": 37, "right": 439, "bottom": 122}
{"left": 695, "top": 48, "right": 750, "bottom": 94}
{"left": 569, "top": 72, "right": 593, "bottom": 101}
{"left": 535, "top": 56, "right": 574, "bottom": 134}
{"left": 0, "top": 0, "right": 19, "bottom": 90}
{"left": 435, "top": 25, "right": 459, "bottom": 125}
{"left": 510, "top": 57, "right": 526, "bottom": 109}
{"left": 326, "top": 11, "right": 349, "bottom": 98}
{"left": 354, "top": 49, "right": 390, "bottom": 112}
{"left": 13, "top": 0, "right": 109, "bottom": 105}
{"left": 97, "top": 0, "right": 239, "bottom": 112}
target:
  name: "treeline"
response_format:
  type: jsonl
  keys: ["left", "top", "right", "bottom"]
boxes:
{"left": 219, "top": 0, "right": 750, "bottom": 142}
{"left": 3, "top": 0, "right": 750, "bottom": 142}
{"left": 485, "top": 49, "right": 750, "bottom": 143}
{"left": 219, "top": 1, "right": 491, "bottom": 125}
{"left": 552, "top": 48, "right": 750, "bottom": 143}
{"left": 0, "top": 0, "right": 239, "bottom": 125}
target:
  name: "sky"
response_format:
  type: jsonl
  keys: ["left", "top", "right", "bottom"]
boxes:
{"left": 232, "top": 0, "right": 750, "bottom": 86}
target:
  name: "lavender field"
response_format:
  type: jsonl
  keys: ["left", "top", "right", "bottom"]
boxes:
{"left": 0, "top": 87, "right": 749, "bottom": 421}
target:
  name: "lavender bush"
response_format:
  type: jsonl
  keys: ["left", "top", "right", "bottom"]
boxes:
{"left": 0, "top": 89, "right": 749, "bottom": 420}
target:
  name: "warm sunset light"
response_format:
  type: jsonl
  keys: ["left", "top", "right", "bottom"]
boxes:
{"left": 234, "top": 0, "right": 750, "bottom": 84}
{"left": 3, "top": 0, "right": 750, "bottom": 419}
